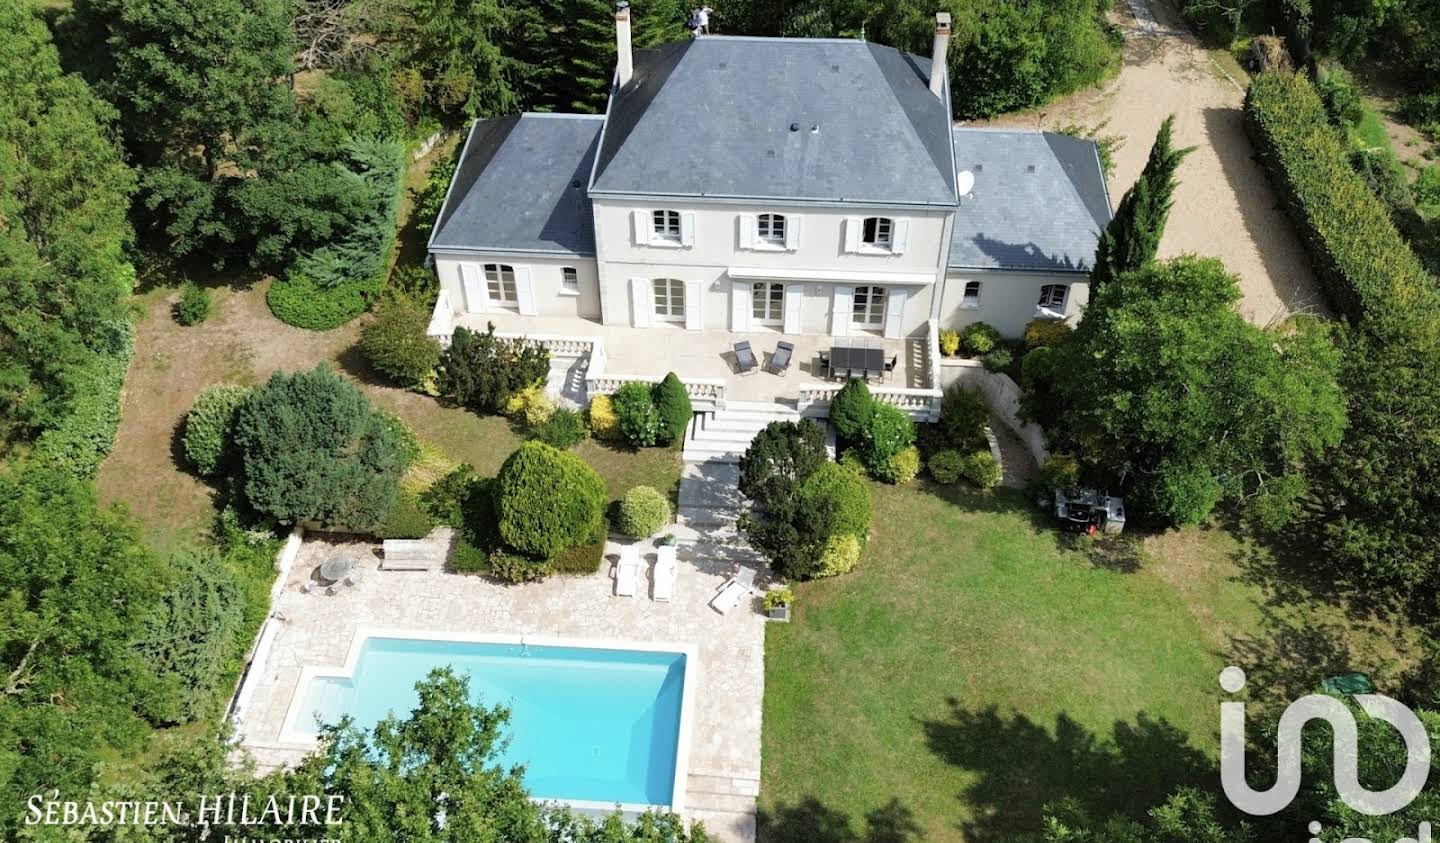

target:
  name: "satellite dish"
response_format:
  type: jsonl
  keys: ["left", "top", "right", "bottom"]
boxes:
{"left": 956, "top": 169, "right": 975, "bottom": 198}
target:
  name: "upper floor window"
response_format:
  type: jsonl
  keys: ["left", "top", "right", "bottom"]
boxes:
{"left": 961, "top": 280, "right": 981, "bottom": 309}
{"left": 1038, "top": 284, "right": 1068, "bottom": 313}
{"left": 653, "top": 210, "right": 682, "bottom": 243}
{"left": 757, "top": 213, "right": 786, "bottom": 246}
{"left": 561, "top": 266, "right": 579, "bottom": 291}
{"left": 653, "top": 278, "right": 685, "bottom": 321}
{"left": 484, "top": 263, "right": 517, "bottom": 306}
{"left": 862, "top": 216, "right": 893, "bottom": 249}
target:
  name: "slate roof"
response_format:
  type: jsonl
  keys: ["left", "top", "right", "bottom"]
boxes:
{"left": 947, "top": 129, "right": 1113, "bottom": 274}
{"left": 589, "top": 37, "right": 958, "bottom": 206}
{"left": 429, "top": 113, "right": 602, "bottom": 257}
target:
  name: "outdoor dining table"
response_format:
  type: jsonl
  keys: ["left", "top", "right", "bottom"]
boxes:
{"left": 318, "top": 554, "right": 355, "bottom": 585}
{"left": 828, "top": 343, "right": 886, "bottom": 381}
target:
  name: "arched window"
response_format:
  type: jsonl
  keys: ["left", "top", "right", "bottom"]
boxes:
{"left": 652, "top": 278, "right": 686, "bottom": 321}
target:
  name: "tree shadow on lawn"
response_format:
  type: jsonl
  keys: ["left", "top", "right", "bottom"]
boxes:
{"left": 758, "top": 796, "right": 922, "bottom": 843}
{"left": 922, "top": 700, "right": 1212, "bottom": 841}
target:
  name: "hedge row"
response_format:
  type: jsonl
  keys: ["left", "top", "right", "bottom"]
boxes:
{"left": 1244, "top": 72, "right": 1440, "bottom": 342}
{"left": 31, "top": 321, "right": 134, "bottom": 479}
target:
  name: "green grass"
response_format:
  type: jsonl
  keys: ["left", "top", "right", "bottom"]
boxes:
{"left": 1351, "top": 107, "right": 1394, "bottom": 152}
{"left": 759, "top": 483, "right": 1418, "bottom": 842}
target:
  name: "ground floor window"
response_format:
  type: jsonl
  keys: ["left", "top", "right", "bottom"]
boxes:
{"left": 1038, "top": 283, "right": 1068, "bottom": 312}
{"left": 752, "top": 282, "right": 784, "bottom": 324}
{"left": 484, "top": 264, "right": 517, "bottom": 306}
{"left": 653, "top": 278, "right": 685, "bottom": 321}
{"left": 853, "top": 285, "right": 887, "bottom": 327}
{"left": 961, "top": 280, "right": 981, "bottom": 309}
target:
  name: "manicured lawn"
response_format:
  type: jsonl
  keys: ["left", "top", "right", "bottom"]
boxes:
{"left": 759, "top": 482, "right": 1418, "bottom": 842}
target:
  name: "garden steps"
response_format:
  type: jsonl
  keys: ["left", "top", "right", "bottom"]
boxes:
{"left": 682, "top": 402, "right": 825, "bottom": 464}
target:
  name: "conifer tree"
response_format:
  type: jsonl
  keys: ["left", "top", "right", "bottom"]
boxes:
{"left": 1090, "top": 114, "right": 1193, "bottom": 289}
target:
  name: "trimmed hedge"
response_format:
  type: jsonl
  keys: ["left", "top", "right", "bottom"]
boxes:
{"left": 616, "top": 485, "right": 671, "bottom": 537}
{"left": 928, "top": 449, "right": 964, "bottom": 484}
{"left": 267, "top": 273, "right": 374, "bottom": 331}
{"left": 800, "top": 462, "right": 871, "bottom": 542}
{"left": 1245, "top": 72, "right": 1440, "bottom": 342}
{"left": 653, "top": 373, "right": 692, "bottom": 445}
{"left": 829, "top": 378, "right": 874, "bottom": 443}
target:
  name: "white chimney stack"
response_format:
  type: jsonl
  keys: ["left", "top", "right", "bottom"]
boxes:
{"left": 929, "top": 12, "right": 952, "bottom": 98}
{"left": 615, "top": 2, "right": 634, "bottom": 88}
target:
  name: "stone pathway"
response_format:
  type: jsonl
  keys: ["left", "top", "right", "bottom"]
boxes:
{"left": 990, "top": 414, "right": 1038, "bottom": 488}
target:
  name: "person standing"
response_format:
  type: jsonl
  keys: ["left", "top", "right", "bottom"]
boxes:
{"left": 698, "top": 4, "right": 712, "bottom": 34}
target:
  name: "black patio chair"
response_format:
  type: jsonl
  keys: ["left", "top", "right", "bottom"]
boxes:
{"left": 818, "top": 350, "right": 831, "bottom": 378}
{"left": 733, "top": 341, "right": 759, "bottom": 375}
{"left": 768, "top": 341, "right": 795, "bottom": 376}
{"left": 883, "top": 354, "right": 897, "bottom": 381}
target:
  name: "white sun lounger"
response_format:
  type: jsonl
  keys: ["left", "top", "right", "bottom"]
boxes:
{"left": 652, "top": 544, "right": 678, "bottom": 602}
{"left": 710, "top": 566, "right": 757, "bottom": 614}
{"left": 615, "top": 545, "right": 641, "bottom": 597}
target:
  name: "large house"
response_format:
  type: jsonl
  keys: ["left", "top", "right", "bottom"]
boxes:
{"left": 425, "top": 5, "right": 1111, "bottom": 421}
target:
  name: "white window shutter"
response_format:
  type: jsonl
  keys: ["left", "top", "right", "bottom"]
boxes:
{"left": 783, "top": 284, "right": 803, "bottom": 334}
{"left": 630, "top": 278, "right": 653, "bottom": 327}
{"left": 459, "top": 263, "right": 489, "bottom": 313}
{"left": 680, "top": 211, "right": 696, "bottom": 247}
{"left": 632, "top": 209, "right": 649, "bottom": 246}
{"left": 785, "top": 216, "right": 801, "bottom": 251}
{"left": 684, "top": 280, "right": 703, "bottom": 331}
{"left": 844, "top": 218, "right": 861, "bottom": 253}
{"left": 892, "top": 219, "right": 910, "bottom": 255}
{"left": 884, "top": 286, "right": 908, "bottom": 339}
{"left": 738, "top": 215, "right": 756, "bottom": 250}
{"left": 831, "top": 286, "right": 853, "bottom": 337}
{"left": 731, "top": 281, "right": 751, "bottom": 332}
{"left": 513, "top": 266, "right": 536, "bottom": 315}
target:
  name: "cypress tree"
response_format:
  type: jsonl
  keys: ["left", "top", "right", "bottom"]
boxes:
{"left": 1090, "top": 114, "right": 1193, "bottom": 289}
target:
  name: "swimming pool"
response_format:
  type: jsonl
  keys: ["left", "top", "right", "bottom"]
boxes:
{"left": 279, "top": 632, "right": 693, "bottom": 808}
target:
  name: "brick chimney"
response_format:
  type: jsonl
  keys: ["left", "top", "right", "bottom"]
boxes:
{"left": 615, "top": 2, "right": 634, "bottom": 87}
{"left": 929, "top": 12, "right": 952, "bottom": 98}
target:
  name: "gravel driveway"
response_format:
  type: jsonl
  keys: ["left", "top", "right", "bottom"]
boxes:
{"left": 980, "top": 0, "right": 1326, "bottom": 325}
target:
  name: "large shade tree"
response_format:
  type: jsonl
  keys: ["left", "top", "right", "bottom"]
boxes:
{"left": 1042, "top": 256, "right": 1346, "bottom": 527}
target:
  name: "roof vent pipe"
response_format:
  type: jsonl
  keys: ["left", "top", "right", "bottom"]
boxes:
{"left": 929, "top": 12, "right": 952, "bottom": 98}
{"left": 615, "top": 2, "right": 634, "bottom": 87}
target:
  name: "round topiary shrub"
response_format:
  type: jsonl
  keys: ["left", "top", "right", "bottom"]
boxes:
{"left": 495, "top": 441, "right": 606, "bottom": 558}
{"left": 359, "top": 296, "right": 442, "bottom": 388}
{"left": 611, "top": 381, "right": 661, "bottom": 447}
{"left": 815, "top": 533, "right": 862, "bottom": 578}
{"left": 959, "top": 450, "right": 1002, "bottom": 489}
{"left": 886, "top": 445, "right": 922, "bottom": 484}
{"left": 928, "top": 449, "right": 964, "bottom": 484}
{"left": 587, "top": 394, "right": 620, "bottom": 440}
{"left": 959, "top": 322, "right": 1000, "bottom": 356}
{"left": 175, "top": 282, "right": 212, "bottom": 326}
{"left": 800, "top": 462, "right": 871, "bottom": 541}
{"left": 616, "top": 485, "right": 671, "bottom": 537}
{"left": 183, "top": 384, "right": 251, "bottom": 476}
{"left": 829, "top": 378, "right": 874, "bottom": 443}
{"left": 653, "top": 372, "right": 693, "bottom": 445}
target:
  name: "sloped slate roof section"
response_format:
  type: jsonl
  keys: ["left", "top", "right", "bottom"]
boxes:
{"left": 948, "top": 129, "right": 1114, "bottom": 273}
{"left": 430, "top": 113, "right": 603, "bottom": 256}
{"left": 591, "top": 37, "right": 958, "bottom": 206}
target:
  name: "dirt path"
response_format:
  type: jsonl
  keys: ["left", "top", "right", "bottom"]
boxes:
{"left": 981, "top": 0, "right": 1327, "bottom": 325}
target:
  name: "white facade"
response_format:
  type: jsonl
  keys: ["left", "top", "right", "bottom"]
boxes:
{"left": 433, "top": 251, "right": 601, "bottom": 322}
{"left": 937, "top": 270, "right": 1088, "bottom": 337}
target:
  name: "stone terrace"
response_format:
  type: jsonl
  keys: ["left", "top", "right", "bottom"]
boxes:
{"left": 235, "top": 530, "right": 766, "bottom": 843}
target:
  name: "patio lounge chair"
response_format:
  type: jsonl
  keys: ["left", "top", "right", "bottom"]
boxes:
{"left": 710, "top": 566, "right": 757, "bottom": 614}
{"left": 653, "top": 544, "right": 678, "bottom": 602}
{"left": 733, "top": 341, "right": 759, "bottom": 375}
{"left": 615, "top": 544, "right": 641, "bottom": 597}
{"left": 767, "top": 341, "right": 795, "bottom": 376}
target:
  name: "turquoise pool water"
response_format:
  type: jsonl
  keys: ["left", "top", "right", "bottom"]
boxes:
{"left": 293, "top": 638, "right": 686, "bottom": 806}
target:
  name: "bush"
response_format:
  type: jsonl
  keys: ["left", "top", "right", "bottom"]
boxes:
{"left": 885, "top": 446, "right": 922, "bottom": 484}
{"left": 31, "top": 322, "right": 133, "bottom": 479}
{"left": 359, "top": 296, "right": 442, "bottom": 388}
{"left": 1350, "top": 149, "right": 1413, "bottom": 213}
{"left": 763, "top": 586, "right": 794, "bottom": 611}
{"left": 488, "top": 549, "right": 551, "bottom": 584}
{"left": 378, "top": 492, "right": 434, "bottom": 539}
{"left": 862, "top": 404, "right": 917, "bottom": 481}
{"left": 266, "top": 272, "right": 375, "bottom": 331}
{"left": 1024, "top": 318, "right": 1073, "bottom": 349}
{"left": 133, "top": 549, "right": 243, "bottom": 725}
{"left": 587, "top": 394, "right": 620, "bottom": 440}
{"left": 1033, "top": 454, "right": 1081, "bottom": 493}
{"left": 616, "top": 485, "right": 671, "bottom": 537}
{"left": 437, "top": 324, "right": 550, "bottom": 414}
{"left": 183, "top": 384, "right": 251, "bottom": 476}
{"left": 419, "top": 464, "right": 480, "bottom": 528}
{"left": 800, "top": 462, "right": 872, "bottom": 541}
{"left": 531, "top": 408, "right": 587, "bottom": 448}
{"left": 388, "top": 264, "right": 438, "bottom": 301}
{"left": 939, "top": 383, "right": 988, "bottom": 453}
{"left": 1416, "top": 166, "right": 1440, "bottom": 207}
{"left": 928, "top": 449, "right": 964, "bottom": 484}
{"left": 939, "top": 328, "right": 960, "bottom": 357}
{"left": 504, "top": 383, "right": 554, "bottom": 427}
{"left": 1316, "top": 66, "right": 1363, "bottom": 127}
{"left": 175, "top": 282, "right": 212, "bottom": 326}
{"left": 495, "top": 441, "right": 606, "bottom": 558}
{"left": 1400, "top": 92, "right": 1440, "bottom": 127}
{"left": 815, "top": 533, "right": 861, "bottom": 578}
{"left": 610, "top": 381, "right": 662, "bottom": 448}
{"left": 829, "top": 378, "right": 874, "bottom": 443}
{"left": 451, "top": 538, "right": 488, "bottom": 573}
{"left": 981, "top": 348, "right": 1013, "bottom": 373}
{"left": 653, "top": 372, "right": 693, "bottom": 445}
{"left": 1245, "top": 72, "right": 1440, "bottom": 340}
{"left": 958, "top": 450, "right": 1002, "bottom": 489}
{"left": 959, "top": 322, "right": 1000, "bottom": 355}
{"left": 552, "top": 524, "right": 606, "bottom": 574}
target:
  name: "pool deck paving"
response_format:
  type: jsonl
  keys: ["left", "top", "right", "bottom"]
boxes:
{"left": 235, "top": 528, "right": 766, "bottom": 843}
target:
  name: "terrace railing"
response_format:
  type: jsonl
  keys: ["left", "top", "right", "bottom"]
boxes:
{"left": 796, "top": 318, "right": 944, "bottom": 421}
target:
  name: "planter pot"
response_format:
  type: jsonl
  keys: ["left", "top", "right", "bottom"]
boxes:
{"left": 766, "top": 605, "right": 791, "bottom": 622}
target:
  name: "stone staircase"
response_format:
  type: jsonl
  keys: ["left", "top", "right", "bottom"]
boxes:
{"left": 544, "top": 351, "right": 589, "bottom": 406}
{"left": 681, "top": 401, "right": 806, "bottom": 464}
